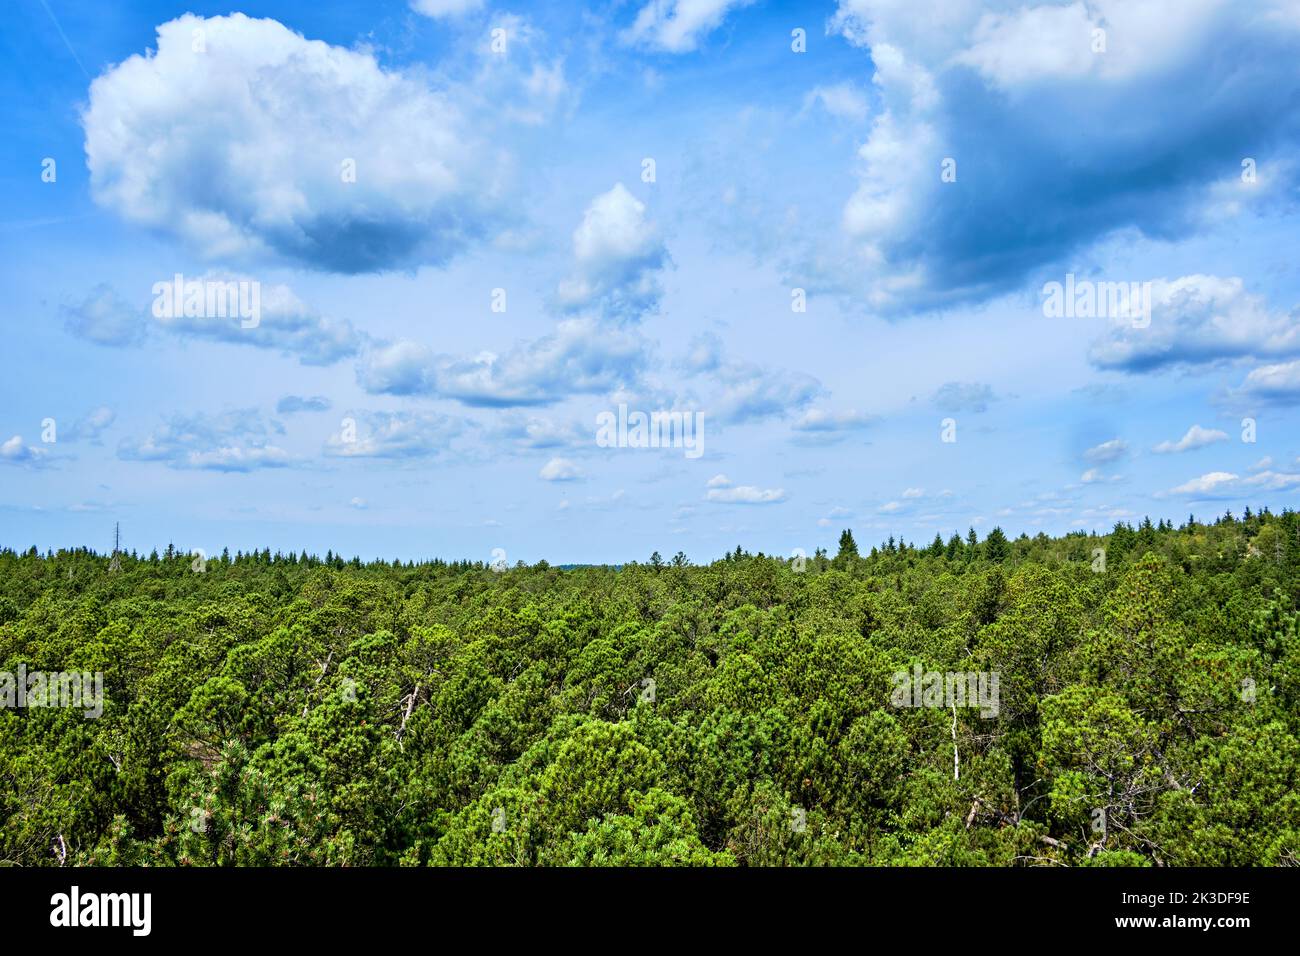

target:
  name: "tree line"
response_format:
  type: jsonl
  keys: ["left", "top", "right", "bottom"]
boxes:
{"left": 2, "top": 509, "right": 1298, "bottom": 866}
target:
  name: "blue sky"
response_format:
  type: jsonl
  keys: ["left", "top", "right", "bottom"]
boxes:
{"left": 2, "top": 0, "right": 1300, "bottom": 564}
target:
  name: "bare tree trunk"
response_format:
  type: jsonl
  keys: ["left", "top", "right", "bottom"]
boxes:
{"left": 396, "top": 683, "right": 420, "bottom": 748}
{"left": 951, "top": 699, "right": 960, "bottom": 781}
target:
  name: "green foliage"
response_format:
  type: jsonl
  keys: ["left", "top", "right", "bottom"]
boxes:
{"left": 2, "top": 511, "right": 1298, "bottom": 866}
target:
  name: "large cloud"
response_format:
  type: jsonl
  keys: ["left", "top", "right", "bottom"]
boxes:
{"left": 324, "top": 411, "right": 464, "bottom": 459}
{"left": 153, "top": 276, "right": 364, "bottom": 365}
{"left": 1089, "top": 276, "right": 1300, "bottom": 373}
{"left": 827, "top": 0, "right": 1300, "bottom": 313}
{"left": 83, "top": 14, "right": 505, "bottom": 273}
{"left": 62, "top": 285, "right": 145, "bottom": 347}
{"left": 1232, "top": 360, "right": 1300, "bottom": 405}
{"left": 557, "top": 184, "right": 669, "bottom": 322}
{"left": 358, "top": 317, "right": 651, "bottom": 407}
{"left": 65, "top": 276, "right": 363, "bottom": 365}
{"left": 118, "top": 409, "right": 291, "bottom": 471}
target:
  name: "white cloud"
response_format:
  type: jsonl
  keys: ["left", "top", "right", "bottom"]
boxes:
{"left": 1153, "top": 424, "right": 1230, "bottom": 454}
{"left": 490, "top": 413, "right": 586, "bottom": 451}
{"left": 804, "top": 82, "right": 870, "bottom": 122}
{"left": 704, "top": 473, "right": 785, "bottom": 504}
{"left": 84, "top": 14, "right": 505, "bottom": 273}
{"left": 1084, "top": 438, "right": 1128, "bottom": 464}
{"left": 1080, "top": 468, "right": 1122, "bottom": 484}
{"left": 1242, "top": 470, "right": 1300, "bottom": 492}
{"left": 622, "top": 0, "right": 756, "bottom": 53}
{"left": 713, "top": 362, "right": 821, "bottom": 425}
{"left": 154, "top": 276, "right": 363, "bottom": 365}
{"left": 707, "top": 485, "right": 786, "bottom": 504}
{"left": 1234, "top": 359, "right": 1300, "bottom": 404}
{"left": 1162, "top": 468, "right": 1300, "bottom": 498}
{"left": 825, "top": 0, "right": 1300, "bottom": 313}
{"left": 539, "top": 457, "right": 583, "bottom": 481}
{"left": 0, "top": 436, "right": 46, "bottom": 465}
{"left": 118, "top": 409, "right": 291, "bottom": 471}
{"left": 1090, "top": 276, "right": 1300, "bottom": 373}
{"left": 62, "top": 285, "right": 144, "bottom": 347}
{"left": 324, "top": 411, "right": 463, "bottom": 460}
{"left": 557, "top": 184, "right": 668, "bottom": 321}
{"left": 63, "top": 406, "right": 116, "bottom": 443}
{"left": 1167, "top": 471, "right": 1240, "bottom": 496}
{"left": 358, "top": 317, "right": 650, "bottom": 406}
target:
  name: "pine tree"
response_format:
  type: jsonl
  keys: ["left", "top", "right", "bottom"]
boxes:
{"left": 836, "top": 529, "right": 859, "bottom": 565}
{"left": 945, "top": 532, "right": 963, "bottom": 560}
{"left": 985, "top": 526, "right": 1009, "bottom": 563}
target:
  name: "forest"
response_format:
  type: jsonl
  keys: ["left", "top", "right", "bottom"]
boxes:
{"left": 2, "top": 510, "right": 1298, "bottom": 867}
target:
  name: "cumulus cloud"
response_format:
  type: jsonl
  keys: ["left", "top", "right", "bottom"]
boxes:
{"left": 1242, "top": 470, "right": 1300, "bottom": 492}
{"left": 713, "top": 361, "right": 821, "bottom": 425}
{"left": 0, "top": 436, "right": 47, "bottom": 465}
{"left": 539, "top": 457, "right": 583, "bottom": 481}
{"left": 680, "top": 336, "right": 820, "bottom": 425}
{"left": 490, "top": 413, "right": 587, "bottom": 450}
{"left": 83, "top": 14, "right": 505, "bottom": 273}
{"left": 1153, "top": 424, "right": 1230, "bottom": 454}
{"left": 1165, "top": 471, "right": 1240, "bottom": 497}
{"left": 118, "top": 409, "right": 291, "bottom": 471}
{"left": 62, "top": 285, "right": 144, "bottom": 347}
{"left": 826, "top": 0, "right": 1300, "bottom": 313}
{"left": 63, "top": 406, "right": 116, "bottom": 443}
{"left": 556, "top": 184, "right": 669, "bottom": 322}
{"left": 358, "top": 317, "right": 650, "bottom": 407}
{"left": 1162, "top": 468, "right": 1300, "bottom": 498}
{"left": 324, "top": 411, "right": 463, "bottom": 459}
{"left": 704, "top": 473, "right": 786, "bottom": 504}
{"left": 622, "top": 0, "right": 756, "bottom": 53}
{"left": 1232, "top": 360, "right": 1300, "bottom": 404}
{"left": 1089, "top": 276, "right": 1300, "bottom": 373}
{"left": 153, "top": 277, "right": 364, "bottom": 365}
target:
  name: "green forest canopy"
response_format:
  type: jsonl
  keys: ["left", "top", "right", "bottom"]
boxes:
{"left": 2, "top": 510, "right": 1299, "bottom": 866}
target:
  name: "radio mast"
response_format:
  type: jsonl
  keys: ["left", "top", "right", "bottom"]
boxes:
{"left": 109, "top": 522, "right": 122, "bottom": 573}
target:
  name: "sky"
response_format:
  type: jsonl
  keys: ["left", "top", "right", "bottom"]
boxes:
{"left": 2, "top": 0, "right": 1300, "bottom": 565}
